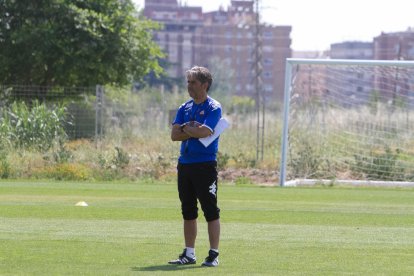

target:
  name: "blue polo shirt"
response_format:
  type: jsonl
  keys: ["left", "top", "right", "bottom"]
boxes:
{"left": 173, "top": 96, "right": 222, "bottom": 164}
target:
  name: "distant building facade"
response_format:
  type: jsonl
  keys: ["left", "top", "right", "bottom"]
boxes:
{"left": 373, "top": 28, "right": 414, "bottom": 60}
{"left": 143, "top": 0, "right": 203, "bottom": 79}
{"left": 290, "top": 51, "right": 329, "bottom": 101}
{"left": 330, "top": 41, "right": 373, "bottom": 60}
{"left": 143, "top": 0, "right": 292, "bottom": 101}
{"left": 373, "top": 29, "right": 414, "bottom": 102}
{"left": 329, "top": 41, "right": 374, "bottom": 106}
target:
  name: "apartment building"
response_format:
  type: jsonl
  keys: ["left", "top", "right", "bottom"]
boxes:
{"left": 143, "top": 0, "right": 292, "bottom": 101}
{"left": 373, "top": 28, "right": 414, "bottom": 60}
{"left": 373, "top": 29, "right": 414, "bottom": 102}
{"left": 328, "top": 41, "right": 374, "bottom": 106}
{"left": 143, "top": 0, "right": 203, "bottom": 79}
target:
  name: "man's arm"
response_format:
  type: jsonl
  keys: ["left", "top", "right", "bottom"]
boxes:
{"left": 171, "top": 124, "right": 191, "bottom": 141}
{"left": 182, "top": 123, "right": 213, "bottom": 138}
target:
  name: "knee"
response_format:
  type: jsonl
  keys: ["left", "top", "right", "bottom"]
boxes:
{"left": 182, "top": 205, "right": 198, "bottom": 220}
{"left": 203, "top": 206, "right": 220, "bottom": 222}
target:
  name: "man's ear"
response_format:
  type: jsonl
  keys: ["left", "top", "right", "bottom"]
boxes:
{"left": 202, "top": 82, "right": 209, "bottom": 92}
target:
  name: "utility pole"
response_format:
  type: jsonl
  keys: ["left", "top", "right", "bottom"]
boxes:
{"left": 254, "top": 0, "right": 264, "bottom": 162}
{"left": 392, "top": 37, "right": 403, "bottom": 112}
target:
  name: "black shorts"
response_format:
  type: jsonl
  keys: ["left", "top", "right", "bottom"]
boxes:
{"left": 177, "top": 161, "right": 220, "bottom": 222}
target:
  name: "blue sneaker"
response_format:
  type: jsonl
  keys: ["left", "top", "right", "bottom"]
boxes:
{"left": 202, "top": 250, "right": 219, "bottom": 267}
{"left": 168, "top": 249, "right": 196, "bottom": 265}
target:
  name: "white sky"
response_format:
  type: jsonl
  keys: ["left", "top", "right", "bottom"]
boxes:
{"left": 133, "top": 0, "right": 414, "bottom": 51}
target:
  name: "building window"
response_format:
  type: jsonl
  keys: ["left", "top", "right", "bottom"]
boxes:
{"left": 264, "top": 71, "right": 272, "bottom": 78}
{"left": 264, "top": 58, "right": 273, "bottom": 65}
{"left": 408, "top": 46, "right": 414, "bottom": 58}
{"left": 263, "top": 31, "right": 273, "bottom": 39}
{"left": 263, "top": 46, "right": 273, "bottom": 52}
{"left": 264, "top": 84, "right": 273, "bottom": 92}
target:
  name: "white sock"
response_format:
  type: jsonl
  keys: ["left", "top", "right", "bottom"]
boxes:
{"left": 185, "top": 247, "right": 195, "bottom": 258}
{"left": 210, "top": 248, "right": 219, "bottom": 253}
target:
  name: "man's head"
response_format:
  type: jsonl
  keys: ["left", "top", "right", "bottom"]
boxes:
{"left": 185, "top": 66, "right": 213, "bottom": 93}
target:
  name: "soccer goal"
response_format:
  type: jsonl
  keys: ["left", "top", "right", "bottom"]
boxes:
{"left": 279, "top": 58, "right": 414, "bottom": 187}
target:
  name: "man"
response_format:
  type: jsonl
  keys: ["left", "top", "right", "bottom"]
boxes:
{"left": 169, "top": 66, "right": 222, "bottom": 267}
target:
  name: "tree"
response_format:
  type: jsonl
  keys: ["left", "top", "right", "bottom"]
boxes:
{"left": 0, "top": 0, "right": 164, "bottom": 87}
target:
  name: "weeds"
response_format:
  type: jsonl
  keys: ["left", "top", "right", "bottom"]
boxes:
{"left": 217, "top": 151, "right": 230, "bottom": 170}
{"left": 0, "top": 101, "right": 69, "bottom": 151}
{"left": 114, "top": 147, "right": 130, "bottom": 169}
{"left": 0, "top": 151, "right": 11, "bottom": 178}
{"left": 289, "top": 140, "right": 324, "bottom": 179}
{"left": 34, "top": 163, "right": 91, "bottom": 181}
{"left": 353, "top": 146, "right": 405, "bottom": 181}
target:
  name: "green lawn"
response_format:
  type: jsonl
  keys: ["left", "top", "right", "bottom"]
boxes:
{"left": 1, "top": 180, "right": 414, "bottom": 275}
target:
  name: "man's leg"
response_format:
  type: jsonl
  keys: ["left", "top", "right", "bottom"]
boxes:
{"left": 184, "top": 219, "right": 197, "bottom": 248}
{"left": 207, "top": 218, "right": 220, "bottom": 249}
{"left": 168, "top": 219, "right": 197, "bottom": 265}
{"left": 168, "top": 164, "right": 198, "bottom": 265}
{"left": 202, "top": 218, "right": 220, "bottom": 267}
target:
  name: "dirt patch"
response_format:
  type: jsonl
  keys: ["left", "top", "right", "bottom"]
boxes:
{"left": 219, "top": 168, "right": 279, "bottom": 186}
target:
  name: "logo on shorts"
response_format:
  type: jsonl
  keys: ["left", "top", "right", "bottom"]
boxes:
{"left": 209, "top": 181, "right": 217, "bottom": 197}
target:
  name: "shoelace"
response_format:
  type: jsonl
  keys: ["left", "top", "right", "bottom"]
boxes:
{"left": 205, "top": 253, "right": 218, "bottom": 262}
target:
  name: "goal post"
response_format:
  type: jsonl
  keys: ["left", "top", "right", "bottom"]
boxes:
{"left": 279, "top": 58, "right": 414, "bottom": 187}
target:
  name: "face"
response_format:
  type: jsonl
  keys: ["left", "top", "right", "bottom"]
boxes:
{"left": 187, "top": 75, "right": 207, "bottom": 100}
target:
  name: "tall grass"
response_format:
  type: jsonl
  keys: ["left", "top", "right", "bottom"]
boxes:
{"left": 7, "top": 86, "right": 414, "bottom": 183}
{"left": 0, "top": 100, "right": 68, "bottom": 151}
{"left": 0, "top": 87, "right": 283, "bottom": 182}
{"left": 288, "top": 103, "right": 414, "bottom": 181}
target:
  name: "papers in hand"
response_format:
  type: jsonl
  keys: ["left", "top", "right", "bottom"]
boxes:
{"left": 199, "top": 117, "right": 230, "bottom": 147}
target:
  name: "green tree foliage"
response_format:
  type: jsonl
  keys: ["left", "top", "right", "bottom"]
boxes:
{"left": 0, "top": 0, "right": 164, "bottom": 86}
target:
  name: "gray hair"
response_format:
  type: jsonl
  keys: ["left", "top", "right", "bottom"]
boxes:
{"left": 185, "top": 66, "right": 213, "bottom": 92}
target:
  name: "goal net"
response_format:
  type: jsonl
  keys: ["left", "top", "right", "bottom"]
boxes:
{"left": 279, "top": 59, "right": 414, "bottom": 187}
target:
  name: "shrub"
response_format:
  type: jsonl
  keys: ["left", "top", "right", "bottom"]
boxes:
{"left": 217, "top": 151, "right": 230, "bottom": 170}
{"left": 232, "top": 153, "right": 256, "bottom": 168}
{"left": 0, "top": 100, "right": 69, "bottom": 151}
{"left": 353, "top": 146, "right": 405, "bottom": 181}
{"left": 234, "top": 176, "right": 253, "bottom": 186}
{"left": 34, "top": 163, "right": 91, "bottom": 181}
{"left": 0, "top": 151, "right": 11, "bottom": 179}
{"left": 114, "top": 146, "right": 130, "bottom": 169}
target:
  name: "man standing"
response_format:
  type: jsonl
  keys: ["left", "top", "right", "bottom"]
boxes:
{"left": 169, "top": 66, "right": 221, "bottom": 267}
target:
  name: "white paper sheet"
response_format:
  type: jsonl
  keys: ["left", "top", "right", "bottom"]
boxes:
{"left": 199, "top": 117, "right": 230, "bottom": 147}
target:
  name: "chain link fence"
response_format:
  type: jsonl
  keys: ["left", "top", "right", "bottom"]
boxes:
{"left": 0, "top": 84, "right": 282, "bottom": 182}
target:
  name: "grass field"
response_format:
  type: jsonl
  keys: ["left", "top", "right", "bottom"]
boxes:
{"left": 1, "top": 180, "right": 414, "bottom": 275}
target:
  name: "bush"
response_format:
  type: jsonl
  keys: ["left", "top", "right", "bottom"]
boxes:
{"left": 217, "top": 151, "right": 230, "bottom": 170}
{"left": 0, "top": 151, "right": 11, "bottom": 179}
{"left": 0, "top": 100, "right": 69, "bottom": 151}
{"left": 34, "top": 163, "right": 91, "bottom": 181}
{"left": 353, "top": 146, "right": 405, "bottom": 181}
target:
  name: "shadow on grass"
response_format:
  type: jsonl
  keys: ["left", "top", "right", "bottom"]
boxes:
{"left": 131, "top": 264, "right": 204, "bottom": 272}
